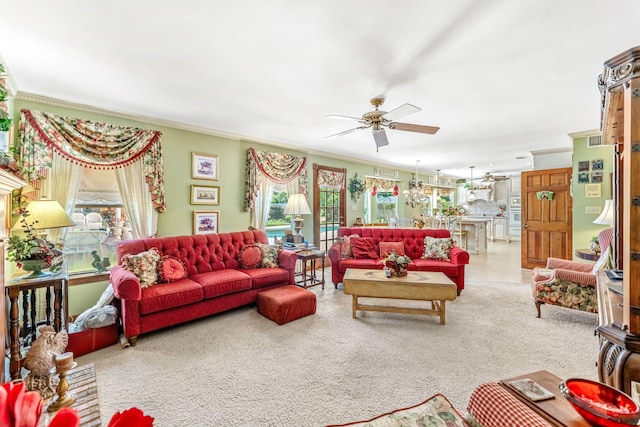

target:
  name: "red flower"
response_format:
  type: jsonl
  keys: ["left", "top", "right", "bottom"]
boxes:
{"left": 0, "top": 381, "right": 80, "bottom": 427}
{"left": 107, "top": 408, "right": 154, "bottom": 427}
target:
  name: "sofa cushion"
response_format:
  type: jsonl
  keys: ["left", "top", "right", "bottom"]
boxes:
{"left": 326, "top": 394, "right": 467, "bottom": 427}
{"left": 192, "top": 269, "right": 253, "bottom": 299}
{"left": 338, "top": 257, "right": 383, "bottom": 273}
{"left": 410, "top": 259, "right": 459, "bottom": 277}
{"left": 259, "top": 243, "right": 282, "bottom": 268}
{"left": 338, "top": 234, "right": 360, "bottom": 258}
{"left": 157, "top": 255, "right": 187, "bottom": 283}
{"left": 139, "top": 278, "right": 204, "bottom": 315}
{"left": 121, "top": 248, "right": 161, "bottom": 288}
{"left": 378, "top": 241, "right": 405, "bottom": 257}
{"left": 423, "top": 237, "right": 455, "bottom": 262}
{"left": 241, "top": 267, "right": 291, "bottom": 289}
{"left": 238, "top": 244, "right": 263, "bottom": 269}
{"left": 350, "top": 236, "right": 378, "bottom": 259}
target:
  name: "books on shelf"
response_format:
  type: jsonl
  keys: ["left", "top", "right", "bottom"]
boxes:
{"left": 282, "top": 242, "right": 317, "bottom": 252}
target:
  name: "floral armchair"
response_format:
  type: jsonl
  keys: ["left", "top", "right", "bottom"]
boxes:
{"left": 531, "top": 228, "right": 614, "bottom": 318}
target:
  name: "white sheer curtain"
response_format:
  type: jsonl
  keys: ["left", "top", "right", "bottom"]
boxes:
{"left": 115, "top": 159, "right": 157, "bottom": 238}
{"left": 43, "top": 151, "right": 83, "bottom": 243}
{"left": 251, "top": 176, "right": 300, "bottom": 230}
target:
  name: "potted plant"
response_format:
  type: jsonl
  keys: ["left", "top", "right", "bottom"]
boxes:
{"left": 590, "top": 236, "right": 601, "bottom": 254}
{"left": 381, "top": 250, "right": 412, "bottom": 277}
{"left": 348, "top": 173, "right": 365, "bottom": 202}
{"left": 7, "top": 208, "right": 63, "bottom": 276}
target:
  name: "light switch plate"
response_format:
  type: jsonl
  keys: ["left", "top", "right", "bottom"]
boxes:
{"left": 585, "top": 206, "right": 602, "bottom": 214}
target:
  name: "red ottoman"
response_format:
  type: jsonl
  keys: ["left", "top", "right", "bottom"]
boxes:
{"left": 257, "top": 285, "right": 316, "bottom": 325}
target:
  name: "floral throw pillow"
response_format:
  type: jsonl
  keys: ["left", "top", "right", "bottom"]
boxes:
{"left": 258, "top": 243, "right": 282, "bottom": 268}
{"left": 422, "top": 237, "right": 455, "bottom": 262}
{"left": 121, "top": 248, "right": 161, "bottom": 288}
{"left": 338, "top": 234, "right": 360, "bottom": 258}
{"left": 157, "top": 255, "right": 187, "bottom": 283}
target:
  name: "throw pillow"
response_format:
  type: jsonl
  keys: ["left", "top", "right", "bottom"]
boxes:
{"left": 258, "top": 243, "right": 282, "bottom": 268}
{"left": 157, "top": 255, "right": 187, "bottom": 282}
{"left": 121, "top": 248, "right": 161, "bottom": 288}
{"left": 350, "top": 236, "right": 379, "bottom": 259}
{"left": 422, "top": 237, "right": 455, "bottom": 262}
{"left": 238, "top": 244, "right": 263, "bottom": 269}
{"left": 378, "top": 241, "right": 405, "bottom": 258}
{"left": 338, "top": 233, "right": 360, "bottom": 258}
{"left": 325, "top": 394, "right": 466, "bottom": 427}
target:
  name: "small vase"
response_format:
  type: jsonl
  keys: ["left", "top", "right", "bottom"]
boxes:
{"left": 19, "top": 259, "right": 50, "bottom": 278}
{"left": 590, "top": 242, "right": 601, "bottom": 254}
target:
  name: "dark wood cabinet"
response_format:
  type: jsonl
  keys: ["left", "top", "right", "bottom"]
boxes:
{"left": 596, "top": 45, "right": 640, "bottom": 394}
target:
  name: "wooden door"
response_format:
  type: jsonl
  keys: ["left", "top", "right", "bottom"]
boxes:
{"left": 521, "top": 167, "right": 573, "bottom": 269}
{"left": 313, "top": 164, "right": 346, "bottom": 253}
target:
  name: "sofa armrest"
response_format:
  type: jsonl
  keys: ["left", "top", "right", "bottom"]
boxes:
{"left": 278, "top": 249, "right": 298, "bottom": 270}
{"left": 328, "top": 242, "right": 342, "bottom": 263}
{"left": 110, "top": 265, "right": 142, "bottom": 301}
{"left": 551, "top": 268, "right": 597, "bottom": 286}
{"left": 546, "top": 257, "right": 593, "bottom": 272}
{"left": 449, "top": 246, "right": 470, "bottom": 265}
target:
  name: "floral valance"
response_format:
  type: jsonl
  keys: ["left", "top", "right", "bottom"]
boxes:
{"left": 317, "top": 169, "right": 345, "bottom": 190}
{"left": 18, "top": 109, "right": 165, "bottom": 212}
{"left": 244, "top": 148, "right": 308, "bottom": 211}
{"left": 365, "top": 177, "right": 397, "bottom": 191}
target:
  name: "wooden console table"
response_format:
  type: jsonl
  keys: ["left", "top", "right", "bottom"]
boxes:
{"left": 6, "top": 265, "right": 69, "bottom": 380}
{"left": 38, "top": 363, "right": 102, "bottom": 426}
{"left": 500, "top": 370, "right": 590, "bottom": 426}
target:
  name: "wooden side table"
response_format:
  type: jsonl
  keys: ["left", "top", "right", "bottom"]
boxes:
{"left": 499, "top": 370, "right": 590, "bottom": 426}
{"left": 6, "top": 265, "right": 69, "bottom": 380}
{"left": 575, "top": 249, "right": 599, "bottom": 261}
{"left": 295, "top": 249, "right": 326, "bottom": 289}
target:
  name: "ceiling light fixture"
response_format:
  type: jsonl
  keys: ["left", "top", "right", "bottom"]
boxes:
{"left": 467, "top": 166, "right": 476, "bottom": 202}
{"left": 403, "top": 160, "right": 432, "bottom": 208}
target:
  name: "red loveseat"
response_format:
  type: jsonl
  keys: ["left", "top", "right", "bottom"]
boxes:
{"left": 327, "top": 227, "right": 470, "bottom": 294}
{"left": 109, "top": 230, "right": 297, "bottom": 345}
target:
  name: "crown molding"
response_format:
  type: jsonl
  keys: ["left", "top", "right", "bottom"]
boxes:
{"left": 15, "top": 91, "right": 405, "bottom": 174}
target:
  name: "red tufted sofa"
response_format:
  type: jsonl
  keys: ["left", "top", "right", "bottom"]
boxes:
{"left": 327, "top": 227, "right": 470, "bottom": 294}
{"left": 109, "top": 230, "right": 297, "bottom": 345}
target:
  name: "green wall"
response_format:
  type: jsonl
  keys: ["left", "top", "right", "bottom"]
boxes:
{"left": 11, "top": 97, "right": 418, "bottom": 312}
{"left": 571, "top": 136, "right": 614, "bottom": 257}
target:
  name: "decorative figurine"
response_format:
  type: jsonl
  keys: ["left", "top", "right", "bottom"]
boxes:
{"left": 23, "top": 325, "right": 68, "bottom": 400}
{"left": 91, "top": 250, "right": 111, "bottom": 272}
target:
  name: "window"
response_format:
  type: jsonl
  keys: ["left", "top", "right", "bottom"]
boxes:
{"left": 265, "top": 190, "right": 290, "bottom": 243}
{"left": 63, "top": 169, "right": 129, "bottom": 274}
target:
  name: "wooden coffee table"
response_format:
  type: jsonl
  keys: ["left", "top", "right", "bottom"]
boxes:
{"left": 342, "top": 269, "right": 457, "bottom": 324}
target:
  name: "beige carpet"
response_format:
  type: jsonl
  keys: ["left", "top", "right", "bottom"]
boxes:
{"left": 77, "top": 276, "right": 599, "bottom": 426}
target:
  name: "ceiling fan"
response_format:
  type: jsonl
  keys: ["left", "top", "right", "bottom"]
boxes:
{"left": 324, "top": 97, "right": 439, "bottom": 151}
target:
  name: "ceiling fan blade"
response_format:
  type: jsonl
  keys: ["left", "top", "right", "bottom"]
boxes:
{"left": 388, "top": 122, "right": 439, "bottom": 134}
{"left": 382, "top": 103, "right": 421, "bottom": 121}
{"left": 324, "top": 114, "right": 363, "bottom": 122}
{"left": 324, "top": 126, "right": 368, "bottom": 139}
{"left": 373, "top": 128, "right": 389, "bottom": 148}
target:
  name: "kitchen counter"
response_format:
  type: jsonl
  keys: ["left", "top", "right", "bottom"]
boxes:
{"left": 458, "top": 217, "right": 491, "bottom": 254}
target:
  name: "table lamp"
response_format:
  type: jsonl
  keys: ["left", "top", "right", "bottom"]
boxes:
{"left": 12, "top": 199, "right": 76, "bottom": 239}
{"left": 593, "top": 199, "right": 614, "bottom": 225}
{"left": 283, "top": 193, "right": 311, "bottom": 244}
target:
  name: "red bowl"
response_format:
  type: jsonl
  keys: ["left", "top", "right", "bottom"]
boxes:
{"left": 560, "top": 378, "right": 640, "bottom": 426}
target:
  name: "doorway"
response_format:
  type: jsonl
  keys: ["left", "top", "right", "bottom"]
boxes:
{"left": 313, "top": 164, "right": 346, "bottom": 252}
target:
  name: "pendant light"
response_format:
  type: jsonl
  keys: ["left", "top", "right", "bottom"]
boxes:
{"left": 467, "top": 166, "right": 476, "bottom": 202}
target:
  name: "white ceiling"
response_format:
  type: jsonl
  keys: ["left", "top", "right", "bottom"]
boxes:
{"left": 1, "top": 0, "right": 639, "bottom": 180}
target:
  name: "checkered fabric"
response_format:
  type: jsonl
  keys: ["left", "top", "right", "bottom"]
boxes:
{"left": 466, "top": 382, "right": 552, "bottom": 427}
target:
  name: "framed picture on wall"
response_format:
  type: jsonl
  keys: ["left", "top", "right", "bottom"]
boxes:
{"left": 592, "top": 159, "right": 604, "bottom": 170}
{"left": 578, "top": 172, "right": 590, "bottom": 183}
{"left": 190, "top": 185, "right": 220, "bottom": 205}
{"left": 192, "top": 152, "right": 219, "bottom": 180}
{"left": 578, "top": 161, "right": 590, "bottom": 171}
{"left": 591, "top": 171, "right": 603, "bottom": 183}
{"left": 193, "top": 211, "right": 220, "bottom": 234}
